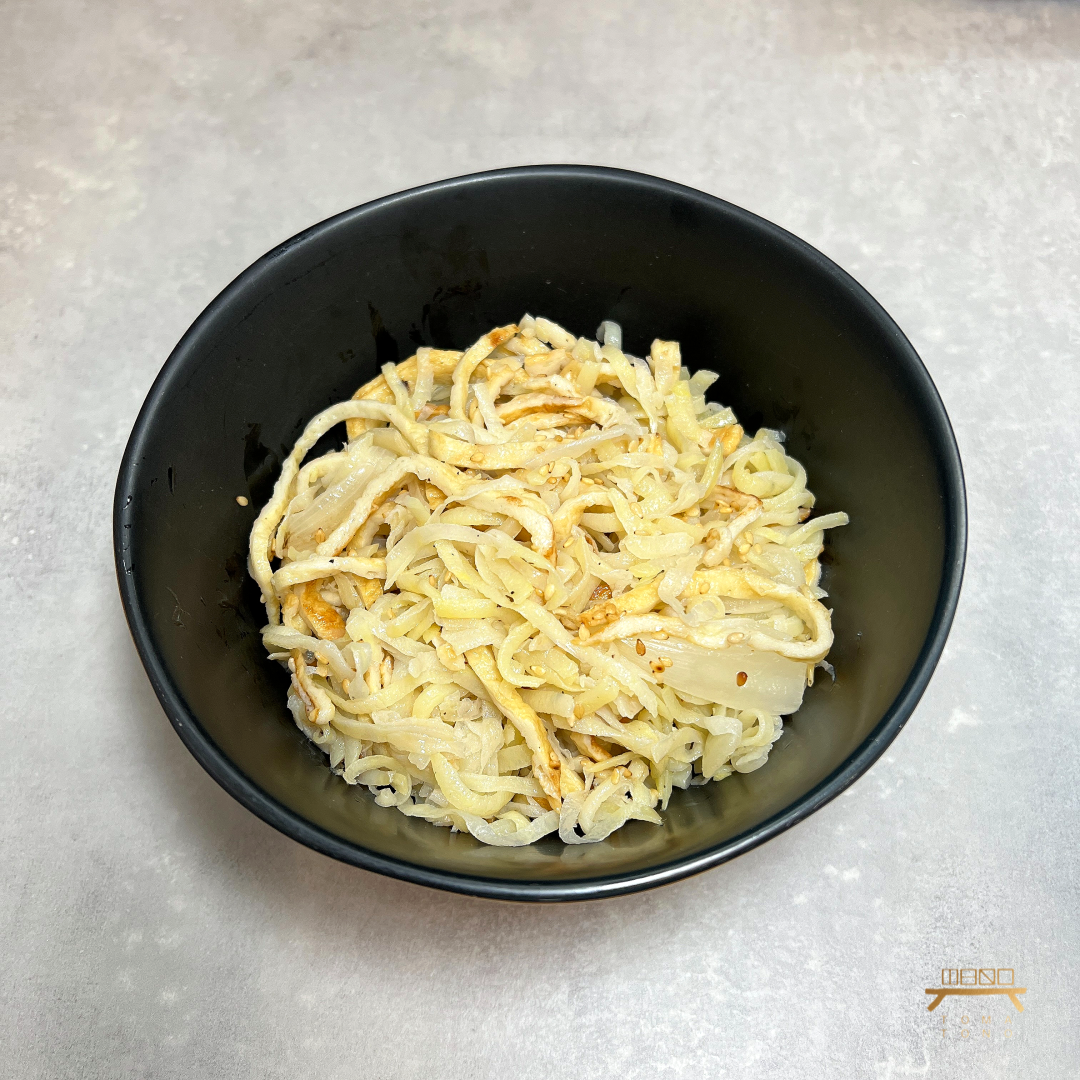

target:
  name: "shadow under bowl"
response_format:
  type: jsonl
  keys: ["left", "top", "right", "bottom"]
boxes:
{"left": 114, "top": 165, "right": 966, "bottom": 901}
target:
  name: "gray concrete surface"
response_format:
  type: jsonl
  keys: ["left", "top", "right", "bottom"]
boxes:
{"left": 3, "top": 0, "right": 1079, "bottom": 1076}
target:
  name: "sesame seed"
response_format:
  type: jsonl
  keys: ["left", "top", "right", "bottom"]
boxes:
{"left": 235, "top": 495, "right": 249, "bottom": 506}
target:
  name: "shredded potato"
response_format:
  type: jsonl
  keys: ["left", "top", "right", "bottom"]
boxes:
{"left": 249, "top": 316, "right": 848, "bottom": 845}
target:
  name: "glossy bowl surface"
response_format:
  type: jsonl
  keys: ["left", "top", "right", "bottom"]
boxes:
{"left": 114, "top": 166, "right": 965, "bottom": 901}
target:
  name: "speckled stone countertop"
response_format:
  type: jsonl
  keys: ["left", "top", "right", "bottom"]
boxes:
{"left": 3, "top": 1, "right": 1078, "bottom": 1076}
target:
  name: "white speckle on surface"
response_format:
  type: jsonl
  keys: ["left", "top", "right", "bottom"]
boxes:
{"left": 946, "top": 707, "right": 979, "bottom": 733}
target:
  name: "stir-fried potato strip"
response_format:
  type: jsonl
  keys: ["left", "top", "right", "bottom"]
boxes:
{"left": 249, "top": 316, "right": 848, "bottom": 845}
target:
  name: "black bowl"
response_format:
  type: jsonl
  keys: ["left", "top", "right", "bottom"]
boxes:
{"left": 114, "top": 166, "right": 965, "bottom": 901}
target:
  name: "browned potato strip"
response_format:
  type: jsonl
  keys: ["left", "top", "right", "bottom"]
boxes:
{"left": 346, "top": 370, "right": 396, "bottom": 440}
{"left": 428, "top": 430, "right": 545, "bottom": 470}
{"left": 500, "top": 372, "right": 568, "bottom": 395}
{"left": 346, "top": 349, "right": 464, "bottom": 438}
{"left": 319, "top": 455, "right": 464, "bottom": 556}
{"left": 569, "top": 732, "right": 612, "bottom": 762}
{"left": 421, "top": 480, "right": 445, "bottom": 509}
{"left": 495, "top": 393, "right": 587, "bottom": 423}
{"left": 467, "top": 491, "right": 554, "bottom": 555}
{"left": 464, "top": 646, "right": 561, "bottom": 804}
{"left": 289, "top": 649, "right": 335, "bottom": 726}
{"left": 523, "top": 347, "right": 569, "bottom": 376}
{"left": 351, "top": 372, "right": 395, "bottom": 405}
{"left": 612, "top": 567, "right": 834, "bottom": 662}
{"left": 685, "top": 568, "right": 759, "bottom": 600}
{"left": 353, "top": 576, "right": 383, "bottom": 609}
{"left": 551, "top": 489, "right": 615, "bottom": 548}
{"left": 299, "top": 581, "right": 347, "bottom": 639}
{"left": 710, "top": 484, "right": 761, "bottom": 512}
{"left": 485, "top": 364, "right": 520, "bottom": 400}
{"left": 395, "top": 348, "right": 465, "bottom": 385}
{"left": 506, "top": 411, "right": 581, "bottom": 431}
{"left": 450, "top": 325, "right": 518, "bottom": 421}
{"left": 581, "top": 569, "right": 775, "bottom": 627}
{"left": 353, "top": 349, "right": 465, "bottom": 401}
{"left": 649, "top": 339, "right": 681, "bottom": 396}
{"left": 568, "top": 395, "right": 622, "bottom": 426}
{"left": 704, "top": 424, "right": 744, "bottom": 456}
{"left": 580, "top": 579, "right": 661, "bottom": 627}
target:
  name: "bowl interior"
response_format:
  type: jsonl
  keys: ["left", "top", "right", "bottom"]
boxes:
{"left": 116, "top": 167, "right": 962, "bottom": 897}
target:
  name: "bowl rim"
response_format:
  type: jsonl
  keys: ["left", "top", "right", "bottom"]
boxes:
{"left": 114, "top": 164, "right": 967, "bottom": 902}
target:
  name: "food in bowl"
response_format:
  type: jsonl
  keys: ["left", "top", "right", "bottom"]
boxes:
{"left": 248, "top": 315, "right": 848, "bottom": 846}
